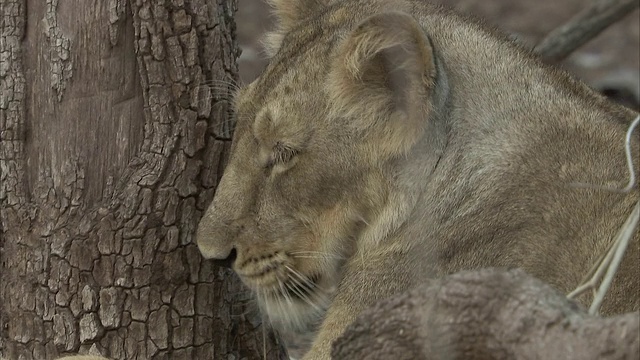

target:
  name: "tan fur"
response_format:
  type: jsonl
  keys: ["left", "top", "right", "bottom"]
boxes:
{"left": 197, "top": 0, "right": 640, "bottom": 359}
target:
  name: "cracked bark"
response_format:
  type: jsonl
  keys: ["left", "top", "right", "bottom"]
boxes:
{"left": 0, "top": 0, "right": 283, "bottom": 359}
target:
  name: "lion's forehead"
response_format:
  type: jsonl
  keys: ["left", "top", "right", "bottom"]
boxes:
{"left": 243, "top": 30, "right": 344, "bottom": 104}
{"left": 262, "top": 57, "right": 329, "bottom": 102}
{"left": 231, "top": 4, "right": 383, "bottom": 149}
{"left": 235, "top": 69, "right": 332, "bottom": 142}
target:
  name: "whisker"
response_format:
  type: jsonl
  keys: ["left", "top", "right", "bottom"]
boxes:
{"left": 193, "top": 81, "right": 239, "bottom": 90}
{"left": 207, "top": 114, "right": 240, "bottom": 139}
{"left": 285, "top": 265, "right": 330, "bottom": 295}
{"left": 260, "top": 289, "right": 278, "bottom": 327}
{"left": 272, "top": 281, "right": 287, "bottom": 323}
{"left": 285, "top": 270, "right": 313, "bottom": 294}
{"left": 289, "top": 251, "right": 345, "bottom": 258}
{"left": 193, "top": 88, "right": 237, "bottom": 96}
{"left": 278, "top": 278, "right": 294, "bottom": 308}
{"left": 285, "top": 272, "right": 324, "bottom": 313}
{"left": 195, "top": 82, "right": 237, "bottom": 88}
{"left": 201, "top": 77, "right": 242, "bottom": 85}
{"left": 199, "top": 78, "right": 242, "bottom": 89}
{"left": 284, "top": 278, "right": 310, "bottom": 300}
{"left": 262, "top": 319, "right": 267, "bottom": 360}
{"left": 289, "top": 251, "right": 345, "bottom": 261}
{"left": 353, "top": 213, "right": 371, "bottom": 227}
{"left": 199, "top": 80, "right": 238, "bottom": 87}
{"left": 289, "top": 256, "right": 344, "bottom": 263}
{"left": 285, "top": 265, "right": 315, "bottom": 288}
{"left": 230, "top": 299, "right": 259, "bottom": 318}
{"left": 192, "top": 90, "right": 236, "bottom": 101}
{"left": 190, "top": 82, "right": 241, "bottom": 103}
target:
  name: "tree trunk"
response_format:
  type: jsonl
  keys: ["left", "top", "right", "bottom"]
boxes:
{"left": 0, "top": 0, "right": 283, "bottom": 359}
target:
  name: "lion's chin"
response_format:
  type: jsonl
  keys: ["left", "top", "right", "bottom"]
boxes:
{"left": 257, "top": 285, "right": 331, "bottom": 332}
{"left": 251, "top": 270, "right": 338, "bottom": 331}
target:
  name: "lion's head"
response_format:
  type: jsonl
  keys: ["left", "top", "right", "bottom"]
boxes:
{"left": 196, "top": 0, "right": 448, "bottom": 328}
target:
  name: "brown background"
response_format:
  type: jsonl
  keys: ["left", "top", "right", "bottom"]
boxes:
{"left": 235, "top": 0, "right": 640, "bottom": 107}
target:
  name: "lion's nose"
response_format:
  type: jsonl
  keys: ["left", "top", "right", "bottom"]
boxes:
{"left": 196, "top": 216, "right": 236, "bottom": 261}
{"left": 214, "top": 247, "right": 237, "bottom": 269}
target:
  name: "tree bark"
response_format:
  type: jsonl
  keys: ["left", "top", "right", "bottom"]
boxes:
{"left": 333, "top": 268, "right": 639, "bottom": 360}
{"left": 0, "top": 0, "right": 283, "bottom": 359}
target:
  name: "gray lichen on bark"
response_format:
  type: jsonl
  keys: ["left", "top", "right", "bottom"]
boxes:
{"left": 43, "top": 0, "right": 73, "bottom": 102}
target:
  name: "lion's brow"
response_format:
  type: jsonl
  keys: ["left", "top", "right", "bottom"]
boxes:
{"left": 253, "top": 28, "right": 324, "bottom": 102}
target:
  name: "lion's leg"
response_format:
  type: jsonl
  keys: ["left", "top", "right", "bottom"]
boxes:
{"left": 302, "top": 247, "right": 418, "bottom": 359}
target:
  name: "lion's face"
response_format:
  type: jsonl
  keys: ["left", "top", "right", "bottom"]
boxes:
{"left": 197, "top": 0, "right": 439, "bottom": 327}
{"left": 197, "top": 43, "right": 375, "bottom": 325}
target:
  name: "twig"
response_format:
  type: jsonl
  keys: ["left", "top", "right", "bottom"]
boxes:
{"left": 571, "top": 115, "right": 640, "bottom": 193}
{"left": 619, "top": 115, "right": 640, "bottom": 193}
{"left": 588, "top": 201, "right": 640, "bottom": 314}
{"left": 567, "top": 237, "right": 616, "bottom": 299}
{"left": 567, "top": 201, "right": 640, "bottom": 314}
{"left": 567, "top": 115, "right": 640, "bottom": 314}
{"left": 534, "top": 0, "right": 639, "bottom": 62}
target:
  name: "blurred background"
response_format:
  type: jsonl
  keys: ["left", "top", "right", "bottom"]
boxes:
{"left": 235, "top": 0, "right": 640, "bottom": 109}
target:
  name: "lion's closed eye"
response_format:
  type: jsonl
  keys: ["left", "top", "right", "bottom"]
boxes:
{"left": 273, "top": 142, "right": 299, "bottom": 165}
{"left": 262, "top": 141, "right": 301, "bottom": 175}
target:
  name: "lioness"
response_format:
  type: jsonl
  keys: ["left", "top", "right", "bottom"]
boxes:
{"left": 196, "top": 0, "right": 640, "bottom": 358}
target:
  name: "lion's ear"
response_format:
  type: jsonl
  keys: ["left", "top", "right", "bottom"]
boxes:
{"left": 267, "top": 0, "right": 324, "bottom": 29}
{"left": 262, "top": 0, "right": 325, "bottom": 57}
{"left": 328, "top": 12, "right": 439, "bottom": 157}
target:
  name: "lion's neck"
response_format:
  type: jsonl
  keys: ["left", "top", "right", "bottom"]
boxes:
{"left": 356, "top": 78, "right": 452, "bottom": 251}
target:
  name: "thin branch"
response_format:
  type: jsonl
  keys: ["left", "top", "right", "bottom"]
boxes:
{"left": 589, "top": 200, "right": 640, "bottom": 314}
{"left": 571, "top": 115, "right": 640, "bottom": 192}
{"left": 568, "top": 115, "right": 639, "bottom": 313}
{"left": 535, "top": 0, "right": 639, "bottom": 62}
{"left": 568, "top": 200, "right": 640, "bottom": 315}
{"left": 567, "top": 238, "right": 615, "bottom": 300}
{"left": 619, "top": 115, "right": 640, "bottom": 193}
